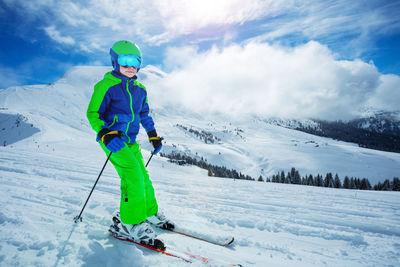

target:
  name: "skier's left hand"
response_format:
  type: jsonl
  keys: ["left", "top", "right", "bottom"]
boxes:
{"left": 147, "top": 130, "right": 162, "bottom": 154}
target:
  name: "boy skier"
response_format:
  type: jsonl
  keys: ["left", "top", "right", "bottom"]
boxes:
{"left": 87, "top": 40, "right": 174, "bottom": 249}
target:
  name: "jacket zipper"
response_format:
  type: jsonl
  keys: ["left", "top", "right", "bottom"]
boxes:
{"left": 125, "top": 80, "right": 135, "bottom": 143}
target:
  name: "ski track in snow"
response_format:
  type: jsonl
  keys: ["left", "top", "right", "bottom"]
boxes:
{"left": 0, "top": 146, "right": 399, "bottom": 267}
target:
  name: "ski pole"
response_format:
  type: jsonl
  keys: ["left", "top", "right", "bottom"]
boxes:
{"left": 74, "top": 152, "right": 112, "bottom": 223}
{"left": 146, "top": 137, "right": 163, "bottom": 167}
{"left": 145, "top": 151, "right": 154, "bottom": 167}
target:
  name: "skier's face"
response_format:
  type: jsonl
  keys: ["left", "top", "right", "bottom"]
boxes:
{"left": 120, "top": 65, "right": 137, "bottom": 78}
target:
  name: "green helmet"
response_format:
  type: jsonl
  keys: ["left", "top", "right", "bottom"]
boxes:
{"left": 110, "top": 40, "right": 142, "bottom": 72}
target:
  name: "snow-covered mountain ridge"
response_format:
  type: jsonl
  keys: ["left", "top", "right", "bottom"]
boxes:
{"left": 258, "top": 114, "right": 400, "bottom": 153}
{"left": 263, "top": 112, "right": 400, "bottom": 138}
{"left": 0, "top": 65, "right": 400, "bottom": 185}
{"left": 350, "top": 111, "right": 400, "bottom": 135}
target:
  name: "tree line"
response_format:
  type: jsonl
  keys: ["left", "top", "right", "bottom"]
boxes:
{"left": 160, "top": 152, "right": 400, "bottom": 192}
{"left": 159, "top": 151, "right": 254, "bottom": 180}
{"left": 266, "top": 168, "right": 400, "bottom": 191}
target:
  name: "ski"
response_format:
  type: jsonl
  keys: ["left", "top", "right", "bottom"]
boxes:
{"left": 110, "top": 234, "right": 242, "bottom": 266}
{"left": 111, "top": 234, "right": 191, "bottom": 263}
{"left": 183, "top": 251, "right": 243, "bottom": 266}
{"left": 164, "top": 228, "right": 235, "bottom": 247}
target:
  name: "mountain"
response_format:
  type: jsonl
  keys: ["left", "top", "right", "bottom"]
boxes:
{"left": 350, "top": 111, "right": 400, "bottom": 136}
{"left": 260, "top": 114, "right": 400, "bottom": 153}
{"left": 0, "top": 66, "right": 400, "bottom": 185}
{"left": 290, "top": 118, "right": 400, "bottom": 153}
{"left": 0, "top": 66, "right": 399, "bottom": 266}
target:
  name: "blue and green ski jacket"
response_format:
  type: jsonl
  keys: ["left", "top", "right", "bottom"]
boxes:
{"left": 87, "top": 71, "right": 155, "bottom": 144}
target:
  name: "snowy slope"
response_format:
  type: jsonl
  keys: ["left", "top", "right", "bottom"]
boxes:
{"left": 0, "top": 145, "right": 399, "bottom": 266}
{"left": 0, "top": 66, "right": 400, "bottom": 266}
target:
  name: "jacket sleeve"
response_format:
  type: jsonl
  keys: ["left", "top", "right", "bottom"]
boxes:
{"left": 86, "top": 81, "right": 112, "bottom": 134}
{"left": 140, "top": 91, "right": 155, "bottom": 133}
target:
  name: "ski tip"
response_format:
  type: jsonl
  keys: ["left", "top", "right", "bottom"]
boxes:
{"left": 225, "top": 237, "right": 235, "bottom": 246}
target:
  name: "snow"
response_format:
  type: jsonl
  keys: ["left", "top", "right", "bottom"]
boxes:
{"left": 0, "top": 65, "right": 399, "bottom": 266}
{"left": 0, "top": 147, "right": 399, "bottom": 266}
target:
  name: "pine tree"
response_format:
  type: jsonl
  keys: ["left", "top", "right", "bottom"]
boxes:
{"left": 285, "top": 172, "right": 291, "bottom": 184}
{"left": 392, "top": 177, "right": 400, "bottom": 191}
{"left": 329, "top": 177, "right": 334, "bottom": 188}
{"left": 315, "top": 174, "right": 323, "bottom": 187}
{"left": 307, "top": 174, "right": 314, "bottom": 186}
{"left": 382, "top": 179, "right": 391, "bottom": 191}
{"left": 350, "top": 178, "right": 356, "bottom": 189}
{"left": 324, "top": 173, "right": 329, "bottom": 187}
{"left": 258, "top": 175, "right": 264, "bottom": 182}
{"left": 280, "top": 171, "right": 285, "bottom": 184}
{"left": 293, "top": 170, "right": 301, "bottom": 184}
{"left": 355, "top": 178, "right": 361, "bottom": 189}
{"left": 334, "top": 174, "right": 342, "bottom": 188}
{"left": 290, "top": 168, "right": 296, "bottom": 180}
{"left": 324, "top": 173, "right": 334, "bottom": 188}
{"left": 374, "top": 182, "right": 382, "bottom": 191}
{"left": 360, "top": 178, "right": 372, "bottom": 190}
{"left": 343, "top": 176, "right": 350, "bottom": 189}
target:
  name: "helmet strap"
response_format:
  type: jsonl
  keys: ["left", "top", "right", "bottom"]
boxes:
{"left": 110, "top": 48, "right": 120, "bottom": 72}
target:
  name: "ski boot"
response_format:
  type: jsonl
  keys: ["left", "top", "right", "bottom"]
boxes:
{"left": 109, "top": 211, "right": 166, "bottom": 250}
{"left": 147, "top": 211, "right": 175, "bottom": 230}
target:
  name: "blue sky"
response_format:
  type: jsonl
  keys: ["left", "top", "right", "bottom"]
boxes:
{"left": 1, "top": 0, "right": 400, "bottom": 119}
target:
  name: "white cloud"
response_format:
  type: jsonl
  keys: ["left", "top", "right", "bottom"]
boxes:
{"left": 44, "top": 26, "right": 75, "bottom": 46}
{"left": 367, "top": 74, "right": 400, "bottom": 112}
{"left": 147, "top": 41, "right": 398, "bottom": 120}
{"left": 253, "top": 0, "right": 400, "bottom": 57}
{"left": 4, "top": 0, "right": 400, "bottom": 114}
{"left": 152, "top": 0, "right": 270, "bottom": 35}
{"left": 5, "top": 0, "right": 400, "bottom": 57}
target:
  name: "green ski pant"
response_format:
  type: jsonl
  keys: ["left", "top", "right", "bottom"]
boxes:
{"left": 100, "top": 142, "right": 158, "bottom": 225}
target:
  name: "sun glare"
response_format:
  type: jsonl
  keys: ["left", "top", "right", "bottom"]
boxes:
{"left": 162, "top": 0, "right": 251, "bottom": 33}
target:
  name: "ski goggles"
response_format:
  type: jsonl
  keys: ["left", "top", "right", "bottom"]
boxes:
{"left": 117, "top": 54, "right": 142, "bottom": 68}
{"left": 110, "top": 48, "right": 142, "bottom": 68}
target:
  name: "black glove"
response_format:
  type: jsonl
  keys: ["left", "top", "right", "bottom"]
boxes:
{"left": 147, "top": 130, "right": 162, "bottom": 154}
{"left": 98, "top": 129, "right": 125, "bottom": 153}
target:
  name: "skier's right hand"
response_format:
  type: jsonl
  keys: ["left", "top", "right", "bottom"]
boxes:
{"left": 98, "top": 129, "right": 125, "bottom": 153}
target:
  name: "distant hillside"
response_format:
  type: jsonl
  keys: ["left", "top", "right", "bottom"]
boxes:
{"left": 349, "top": 111, "right": 400, "bottom": 136}
{"left": 271, "top": 113, "right": 400, "bottom": 153}
{"left": 294, "top": 120, "right": 400, "bottom": 153}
